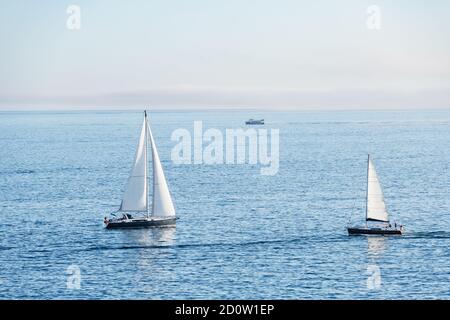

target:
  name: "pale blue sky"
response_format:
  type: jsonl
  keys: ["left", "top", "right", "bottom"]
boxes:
{"left": 1, "top": 0, "right": 450, "bottom": 109}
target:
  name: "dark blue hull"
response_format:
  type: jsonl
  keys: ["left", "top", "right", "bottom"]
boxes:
{"left": 245, "top": 120, "right": 264, "bottom": 125}
{"left": 105, "top": 217, "right": 177, "bottom": 229}
{"left": 347, "top": 227, "right": 402, "bottom": 235}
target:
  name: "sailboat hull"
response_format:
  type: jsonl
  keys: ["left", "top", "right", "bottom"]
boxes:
{"left": 105, "top": 217, "right": 177, "bottom": 229}
{"left": 347, "top": 227, "right": 402, "bottom": 235}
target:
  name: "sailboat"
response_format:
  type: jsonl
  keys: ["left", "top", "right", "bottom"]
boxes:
{"left": 104, "top": 111, "right": 177, "bottom": 229}
{"left": 347, "top": 155, "right": 403, "bottom": 235}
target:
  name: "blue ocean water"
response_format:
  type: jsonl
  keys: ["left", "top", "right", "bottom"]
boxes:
{"left": 0, "top": 110, "right": 449, "bottom": 299}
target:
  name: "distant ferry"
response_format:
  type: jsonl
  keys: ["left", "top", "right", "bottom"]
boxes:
{"left": 245, "top": 119, "right": 264, "bottom": 125}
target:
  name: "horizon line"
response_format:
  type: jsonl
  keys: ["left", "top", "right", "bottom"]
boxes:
{"left": 1, "top": 106, "right": 450, "bottom": 113}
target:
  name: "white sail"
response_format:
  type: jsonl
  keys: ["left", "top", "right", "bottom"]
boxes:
{"left": 366, "top": 156, "right": 389, "bottom": 222}
{"left": 119, "top": 118, "right": 148, "bottom": 212}
{"left": 147, "top": 120, "right": 176, "bottom": 217}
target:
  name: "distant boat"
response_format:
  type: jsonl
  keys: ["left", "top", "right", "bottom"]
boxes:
{"left": 104, "top": 111, "right": 177, "bottom": 229}
{"left": 347, "top": 155, "right": 403, "bottom": 236}
{"left": 245, "top": 119, "right": 264, "bottom": 125}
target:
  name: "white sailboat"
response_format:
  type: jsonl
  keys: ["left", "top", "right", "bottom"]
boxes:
{"left": 104, "top": 111, "right": 177, "bottom": 229}
{"left": 347, "top": 155, "right": 403, "bottom": 235}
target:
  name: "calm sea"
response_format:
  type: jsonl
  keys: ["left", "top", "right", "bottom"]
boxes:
{"left": 0, "top": 110, "right": 449, "bottom": 299}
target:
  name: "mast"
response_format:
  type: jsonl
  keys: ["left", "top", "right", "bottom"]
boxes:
{"left": 145, "top": 110, "right": 150, "bottom": 219}
{"left": 365, "top": 154, "right": 369, "bottom": 227}
{"left": 150, "top": 112, "right": 156, "bottom": 216}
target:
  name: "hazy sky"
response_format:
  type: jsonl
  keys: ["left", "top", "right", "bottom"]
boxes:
{"left": 1, "top": 0, "right": 450, "bottom": 110}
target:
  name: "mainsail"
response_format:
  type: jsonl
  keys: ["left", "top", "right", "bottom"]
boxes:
{"left": 119, "top": 118, "right": 148, "bottom": 212}
{"left": 366, "top": 156, "right": 388, "bottom": 223}
{"left": 119, "top": 112, "right": 175, "bottom": 217}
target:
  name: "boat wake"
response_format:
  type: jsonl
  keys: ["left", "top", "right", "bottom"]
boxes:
{"left": 79, "top": 234, "right": 347, "bottom": 253}
{"left": 403, "top": 231, "right": 450, "bottom": 239}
